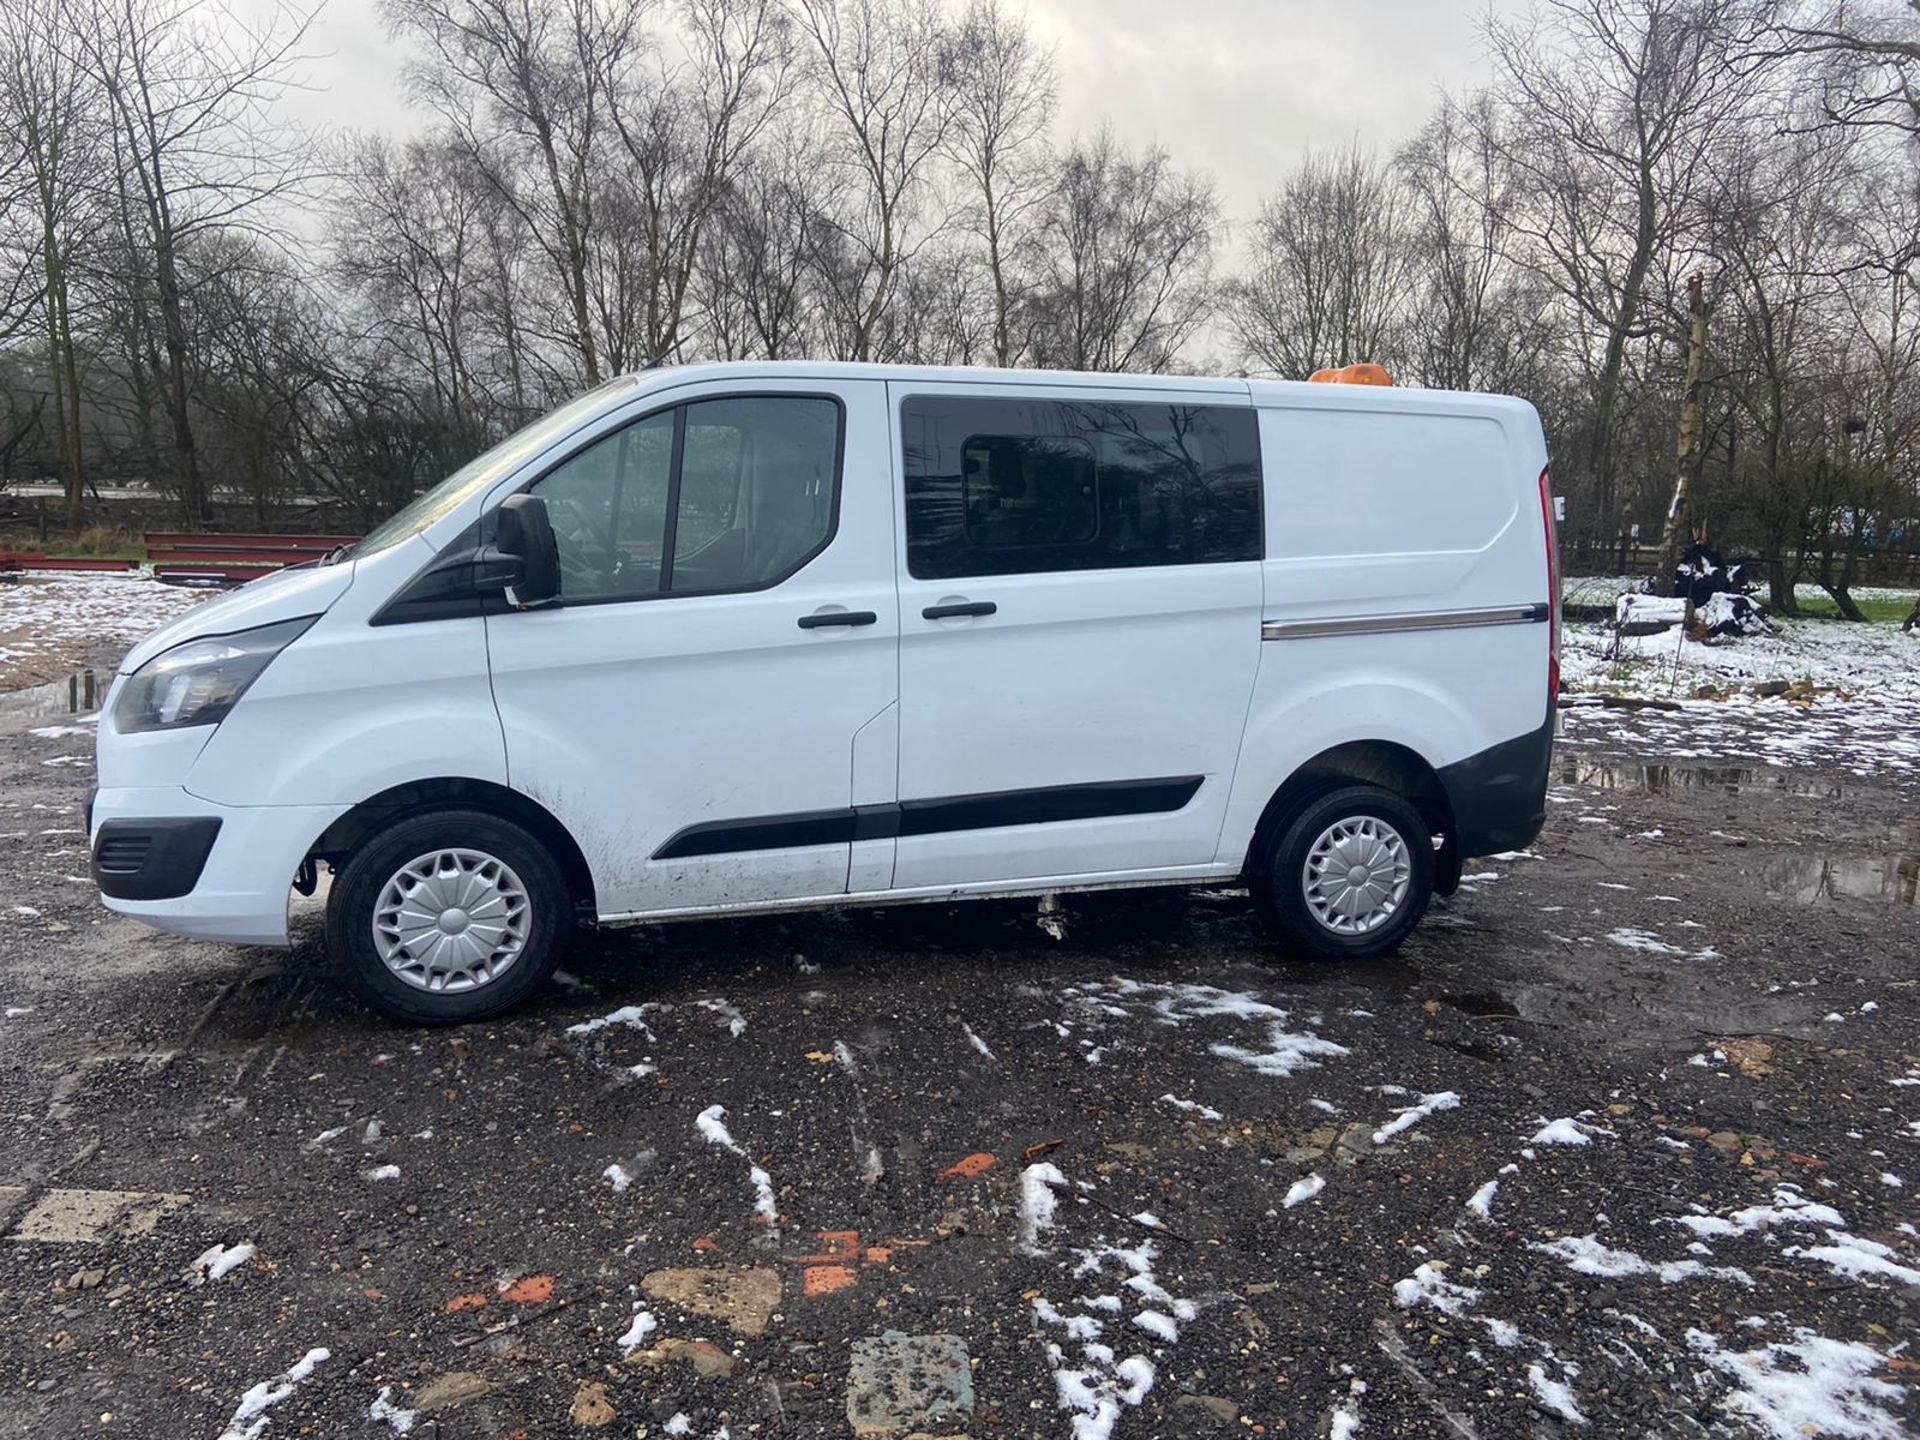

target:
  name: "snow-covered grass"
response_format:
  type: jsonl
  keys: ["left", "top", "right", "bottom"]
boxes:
{"left": 1560, "top": 574, "right": 1920, "bottom": 779}
{"left": 0, "top": 571, "right": 206, "bottom": 687}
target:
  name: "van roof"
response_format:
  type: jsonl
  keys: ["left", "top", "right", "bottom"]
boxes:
{"left": 620, "top": 359, "right": 1536, "bottom": 420}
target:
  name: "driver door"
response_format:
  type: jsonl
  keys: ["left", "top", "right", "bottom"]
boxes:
{"left": 484, "top": 378, "right": 900, "bottom": 918}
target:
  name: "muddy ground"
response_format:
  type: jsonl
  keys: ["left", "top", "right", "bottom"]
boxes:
{"left": 0, "top": 677, "right": 1915, "bottom": 1439}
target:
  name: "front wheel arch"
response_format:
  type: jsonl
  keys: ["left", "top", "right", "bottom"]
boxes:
{"left": 308, "top": 776, "right": 596, "bottom": 923}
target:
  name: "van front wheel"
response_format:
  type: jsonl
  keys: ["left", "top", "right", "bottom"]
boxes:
{"left": 327, "top": 808, "right": 570, "bottom": 1024}
{"left": 1254, "top": 786, "right": 1433, "bottom": 959}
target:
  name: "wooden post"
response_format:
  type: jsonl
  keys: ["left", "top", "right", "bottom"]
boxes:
{"left": 1658, "top": 273, "right": 1710, "bottom": 621}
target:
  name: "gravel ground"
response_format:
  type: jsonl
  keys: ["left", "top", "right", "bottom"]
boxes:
{"left": 0, "top": 680, "right": 1916, "bottom": 1438}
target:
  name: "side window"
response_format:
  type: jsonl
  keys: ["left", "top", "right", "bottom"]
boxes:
{"left": 530, "top": 395, "right": 841, "bottom": 602}
{"left": 672, "top": 396, "right": 840, "bottom": 594}
{"left": 533, "top": 410, "right": 674, "bottom": 601}
{"left": 903, "top": 396, "right": 1262, "bottom": 579}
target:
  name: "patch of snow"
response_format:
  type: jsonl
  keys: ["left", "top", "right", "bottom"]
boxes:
{"left": 696, "top": 998, "right": 746, "bottom": 1036}
{"left": 1158, "top": 1094, "right": 1223, "bottom": 1121}
{"left": 603, "top": 1164, "right": 633, "bottom": 1193}
{"left": 1282, "top": 1174, "right": 1325, "bottom": 1209}
{"left": 1019, "top": 1163, "right": 1067, "bottom": 1254}
{"left": 1687, "top": 1327, "right": 1906, "bottom": 1440}
{"left": 566, "top": 1004, "right": 658, "bottom": 1038}
{"left": 1132, "top": 1309, "right": 1179, "bottom": 1343}
{"left": 363, "top": 1164, "right": 401, "bottom": 1182}
{"left": 1606, "top": 928, "right": 1688, "bottom": 956}
{"left": 1392, "top": 1263, "right": 1479, "bottom": 1318}
{"left": 216, "top": 1347, "right": 329, "bottom": 1440}
{"left": 1784, "top": 1231, "right": 1920, "bottom": 1288}
{"left": 1531, "top": 1116, "right": 1611, "bottom": 1146}
{"left": 369, "top": 1386, "right": 417, "bottom": 1434}
{"left": 961, "top": 1022, "right": 997, "bottom": 1061}
{"left": 664, "top": 1415, "right": 693, "bottom": 1437}
{"left": 1527, "top": 1363, "right": 1586, "bottom": 1425}
{"left": 1373, "top": 1091, "right": 1461, "bottom": 1146}
{"left": 1466, "top": 1181, "right": 1499, "bottom": 1219}
{"left": 1530, "top": 1235, "right": 1752, "bottom": 1286}
{"left": 191, "top": 1242, "right": 256, "bottom": 1284}
{"left": 617, "top": 1307, "right": 658, "bottom": 1355}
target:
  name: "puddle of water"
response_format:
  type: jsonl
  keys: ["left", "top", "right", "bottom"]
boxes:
{"left": 1558, "top": 759, "right": 1853, "bottom": 800}
{"left": 0, "top": 669, "right": 102, "bottom": 730}
{"left": 1764, "top": 853, "right": 1918, "bottom": 908}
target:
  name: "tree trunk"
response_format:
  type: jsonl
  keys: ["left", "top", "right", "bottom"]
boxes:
{"left": 1657, "top": 274, "right": 1710, "bottom": 613}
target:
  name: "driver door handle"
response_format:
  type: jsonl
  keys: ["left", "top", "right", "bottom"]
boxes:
{"left": 798, "top": 609, "right": 878, "bottom": 630}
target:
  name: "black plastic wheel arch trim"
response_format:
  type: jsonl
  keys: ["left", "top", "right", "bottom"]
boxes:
{"left": 652, "top": 775, "right": 1205, "bottom": 860}
{"left": 1436, "top": 707, "right": 1555, "bottom": 859}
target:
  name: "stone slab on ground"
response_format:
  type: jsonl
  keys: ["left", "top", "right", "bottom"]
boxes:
{"left": 846, "top": 1330, "right": 973, "bottom": 1436}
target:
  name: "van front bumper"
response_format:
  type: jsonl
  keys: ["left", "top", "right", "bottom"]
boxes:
{"left": 89, "top": 786, "right": 348, "bottom": 947}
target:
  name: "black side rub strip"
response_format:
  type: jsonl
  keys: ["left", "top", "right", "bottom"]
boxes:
{"left": 654, "top": 776, "right": 1205, "bottom": 861}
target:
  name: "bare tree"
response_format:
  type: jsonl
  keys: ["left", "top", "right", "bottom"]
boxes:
{"left": 1396, "top": 94, "right": 1555, "bottom": 394}
{"left": 1486, "top": 0, "right": 1767, "bottom": 544}
{"left": 696, "top": 130, "right": 832, "bottom": 359}
{"left": 387, "top": 0, "right": 643, "bottom": 386}
{"left": 79, "top": 0, "right": 315, "bottom": 523}
{"left": 603, "top": 0, "right": 792, "bottom": 363}
{"left": 0, "top": 0, "right": 97, "bottom": 524}
{"left": 944, "top": 0, "right": 1055, "bottom": 366}
{"left": 789, "top": 0, "right": 952, "bottom": 361}
{"left": 1226, "top": 144, "right": 1409, "bottom": 380}
{"left": 1769, "top": 0, "right": 1920, "bottom": 135}
{"left": 1028, "top": 128, "right": 1218, "bottom": 373}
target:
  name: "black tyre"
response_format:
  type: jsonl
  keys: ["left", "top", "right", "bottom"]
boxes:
{"left": 327, "top": 807, "right": 571, "bottom": 1024}
{"left": 1252, "top": 785, "right": 1434, "bottom": 959}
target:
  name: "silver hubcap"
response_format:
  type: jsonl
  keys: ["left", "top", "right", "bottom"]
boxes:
{"left": 372, "top": 849, "right": 530, "bottom": 993}
{"left": 1302, "top": 816, "right": 1410, "bottom": 935}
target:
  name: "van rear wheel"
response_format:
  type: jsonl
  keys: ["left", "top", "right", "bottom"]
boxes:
{"left": 1253, "top": 785, "right": 1433, "bottom": 959}
{"left": 327, "top": 808, "right": 570, "bottom": 1024}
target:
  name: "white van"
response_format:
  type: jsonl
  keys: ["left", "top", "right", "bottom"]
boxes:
{"left": 89, "top": 362, "right": 1556, "bottom": 1023}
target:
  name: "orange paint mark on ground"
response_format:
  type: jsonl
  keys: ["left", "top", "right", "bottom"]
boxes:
{"left": 501, "top": 1274, "right": 554, "bottom": 1304}
{"left": 865, "top": 1246, "right": 892, "bottom": 1265}
{"left": 939, "top": 1152, "right": 996, "bottom": 1182}
{"left": 444, "top": 1292, "right": 490, "bottom": 1313}
{"left": 803, "top": 1265, "right": 857, "bottom": 1295}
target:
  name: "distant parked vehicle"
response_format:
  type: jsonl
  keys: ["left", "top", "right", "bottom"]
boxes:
{"left": 89, "top": 361, "right": 1556, "bottom": 1023}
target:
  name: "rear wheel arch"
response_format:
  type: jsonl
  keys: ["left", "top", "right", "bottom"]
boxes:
{"left": 308, "top": 777, "right": 597, "bottom": 921}
{"left": 1244, "top": 739, "right": 1455, "bottom": 885}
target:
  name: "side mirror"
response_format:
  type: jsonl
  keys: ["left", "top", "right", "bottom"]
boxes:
{"left": 491, "top": 493, "right": 559, "bottom": 608}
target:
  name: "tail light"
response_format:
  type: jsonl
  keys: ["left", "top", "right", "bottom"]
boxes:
{"left": 1539, "top": 465, "right": 1559, "bottom": 707}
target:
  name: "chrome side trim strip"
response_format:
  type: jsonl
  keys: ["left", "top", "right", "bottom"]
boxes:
{"left": 1262, "top": 603, "right": 1549, "bottom": 641}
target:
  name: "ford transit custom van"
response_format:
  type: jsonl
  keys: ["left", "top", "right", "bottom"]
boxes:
{"left": 90, "top": 362, "right": 1556, "bottom": 1022}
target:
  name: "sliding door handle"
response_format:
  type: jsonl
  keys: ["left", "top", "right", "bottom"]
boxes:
{"left": 922, "top": 600, "right": 997, "bottom": 620}
{"left": 798, "top": 609, "right": 878, "bottom": 630}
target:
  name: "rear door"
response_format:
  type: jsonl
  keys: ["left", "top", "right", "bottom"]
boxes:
{"left": 485, "top": 377, "right": 899, "bottom": 918}
{"left": 887, "top": 382, "right": 1265, "bottom": 889}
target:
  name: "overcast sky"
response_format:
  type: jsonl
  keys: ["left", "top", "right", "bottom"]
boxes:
{"left": 282, "top": 0, "right": 1513, "bottom": 226}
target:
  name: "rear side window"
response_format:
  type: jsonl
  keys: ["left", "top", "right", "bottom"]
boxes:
{"left": 902, "top": 395, "right": 1262, "bottom": 579}
{"left": 531, "top": 394, "right": 841, "bottom": 603}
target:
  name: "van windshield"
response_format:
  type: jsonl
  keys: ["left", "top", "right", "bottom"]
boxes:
{"left": 352, "top": 377, "right": 643, "bottom": 558}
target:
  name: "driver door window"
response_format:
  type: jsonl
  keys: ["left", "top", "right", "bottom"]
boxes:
{"left": 534, "top": 410, "right": 673, "bottom": 601}
{"left": 531, "top": 395, "right": 841, "bottom": 603}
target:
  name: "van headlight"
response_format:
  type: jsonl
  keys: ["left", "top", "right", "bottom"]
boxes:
{"left": 113, "top": 617, "right": 316, "bottom": 733}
